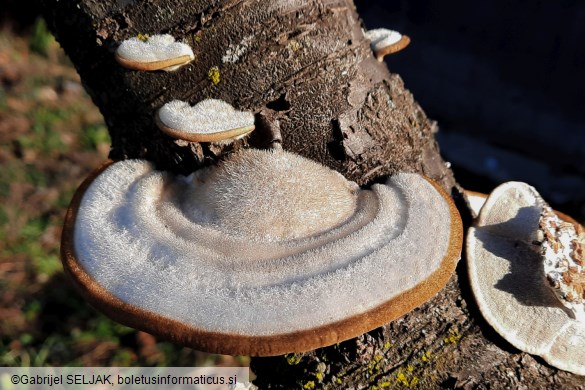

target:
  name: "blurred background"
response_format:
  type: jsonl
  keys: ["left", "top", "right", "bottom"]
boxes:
{"left": 0, "top": 0, "right": 583, "bottom": 368}
{"left": 358, "top": 0, "right": 585, "bottom": 218}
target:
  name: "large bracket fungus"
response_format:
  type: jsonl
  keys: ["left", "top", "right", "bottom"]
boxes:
{"left": 62, "top": 149, "right": 462, "bottom": 356}
{"left": 467, "top": 182, "right": 585, "bottom": 375}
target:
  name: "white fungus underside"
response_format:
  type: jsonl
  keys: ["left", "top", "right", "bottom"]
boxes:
{"left": 158, "top": 100, "right": 255, "bottom": 134}
{"left": 74, "top": 160, "right": 451, "bottom": 336}
{"left": 116, "top": 34, "right": 194, "bottom": 62}
{"left": 467, "top": 182, "right": 585, "bottom": 375}
{"left": 364, "top": 28, "right": 402, "bottom": 51}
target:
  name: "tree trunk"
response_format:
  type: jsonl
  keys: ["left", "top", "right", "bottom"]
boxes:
{"left": 40, "top": 0, "right": 583, "bottom": 388}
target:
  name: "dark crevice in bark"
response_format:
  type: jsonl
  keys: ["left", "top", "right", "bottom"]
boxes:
{"left": 266, "top": 93, "right": 291, "bottom": 112}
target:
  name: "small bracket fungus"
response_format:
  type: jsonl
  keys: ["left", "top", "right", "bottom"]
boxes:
{"left": 467, "top": 182, "right": 585, "bottom": 375}
{"left": 364, "top": 28, "right": 411, "bottom": 61}
{"left": 155, "top": 99, "right": 255, "bottom": 143}
{"left": 62, "top": 149, "right": 462, "bottom": 356}
{"left": 115, "top": 34, "right": 194, "bottom": 71}
{"left": 463, "top": 189, "right": 489, "bottom": 219}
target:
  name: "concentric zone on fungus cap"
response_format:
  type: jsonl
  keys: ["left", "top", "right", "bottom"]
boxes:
{"left": 61, "top": 150, "right": 462, "bottom": 356}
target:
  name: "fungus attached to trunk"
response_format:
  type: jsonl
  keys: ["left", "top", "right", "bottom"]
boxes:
{"left": 115, "top": 34, "right": 195, "bottom": 71}
{"left": 155, "top": 99, "right": 255, "bottom": 143}
{"left": 463, "top": 189, "right": 488, "bottom": 219}
{"left": 61, "top": 149, "right": 462, "bottom": 356}
{"left": 364, "top": 28, "right": 411, "bottom": 61}
{"left": 467, "top": 182, "right": 585, "bottom": 375}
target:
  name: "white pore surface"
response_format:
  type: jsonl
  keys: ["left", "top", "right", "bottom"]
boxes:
{"left": 158, "top": 99, "right": 255, "bottom": 134}
{"left": 467, "top": 182, "right": 585, "bottom": 375}
{"left": 74, "top": 151, "right": 453, "bottom": 336}
{"left": 116, "top": 34, "right": 194, "bottom": 63}
{"left": 364, "top": 28, "right": 402, "bottom": 51}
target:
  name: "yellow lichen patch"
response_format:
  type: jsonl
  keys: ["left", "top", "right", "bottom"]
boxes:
{"left": 394, "top": 370, "right": 421, "bottom": 388}
{"left": 286, "top": 353, "right": 302, "bottom": 365}
{"left": 420, "top": 350, "right": 432, "bottom": 363}
{"left": 396, "top": 372, "right": 409, "bottom": 386}
{"left": 367, "top": 354, "right": 385, "bottom": 375}
{"left": 136, "top": 33, "right": 149, "bottom": 42}
{"left": 303, "top": 381, "right": 315, "bottom": 390}
{"left": 288, "top": 40, "right": 301, "bottom": 52}
{"left": 443, "top": 327, "right": 461, "bottom": 345}
{"left": 208, "top": 66, "right": 220, "bottom": 85}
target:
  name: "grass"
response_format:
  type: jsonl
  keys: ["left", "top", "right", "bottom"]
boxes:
{"left": 29, "top": 18, "right": 54, "bottom": 57}
{"left": 0, "top": 27, "right": 249, "bottom": 368}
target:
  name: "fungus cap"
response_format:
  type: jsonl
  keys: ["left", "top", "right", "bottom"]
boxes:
{"left": 156, "top": 99, "right": 255, "bottom": 143}
{"left": 463, "top": 189, "right": 488, "bottom": 219}
{"left": 467, "top": 182, "right": 585, "bottom": 375}
{"left": 115, "top": 34, "right": 194, "bottom": 71}
{"left": 62, "top": 149, "right": 462, "bottom": 356}
{"left": 364, "top": 28, "right": 411, "bottom": 61}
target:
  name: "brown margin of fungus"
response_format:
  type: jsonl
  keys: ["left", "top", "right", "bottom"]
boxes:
{"left": 114, "top": 52, "right": 194, "bottom": 71}
{"left": 463, "top": 190, "right": 487, "bottom": 200}
{"left": 155, "top": 112, "right": 255, "bottom": 143}
{"left": 61, "top": 163, "right": 463, "bottom": 356}
{"left": 375, "top": 35, "right": 411, "bottom": 61}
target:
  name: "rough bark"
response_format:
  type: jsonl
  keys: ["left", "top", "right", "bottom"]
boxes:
{"left": 39, "top": 0, "right": 583, "bottom": 388}
{"left": 39, "top": 0, "right": 452, "bottom": 188}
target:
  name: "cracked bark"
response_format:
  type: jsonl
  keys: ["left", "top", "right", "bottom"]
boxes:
{"left": 40, "top": 0, "right": 583, "bottom": 388}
